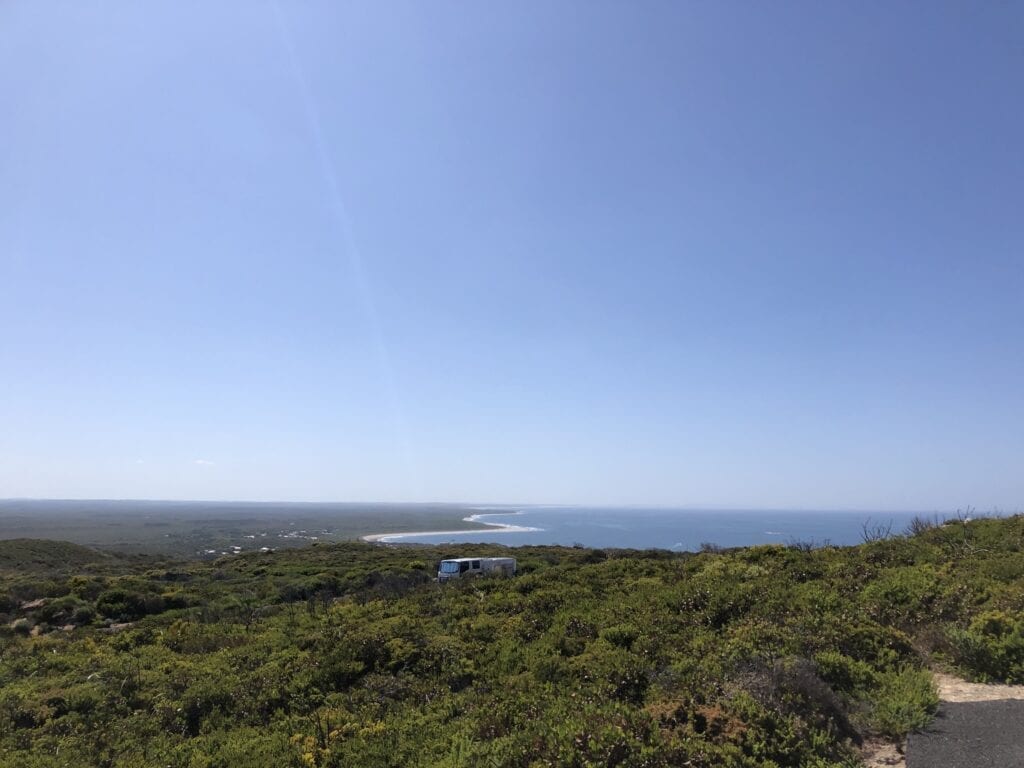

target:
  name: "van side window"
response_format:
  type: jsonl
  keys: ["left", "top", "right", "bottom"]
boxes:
{"left": 459, "top": 562, "right": 469, "bottom": 573}
{"left": 472, "top": 560, "right": 480, "bottom": 569}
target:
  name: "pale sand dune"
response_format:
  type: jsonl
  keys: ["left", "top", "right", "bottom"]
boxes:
{"left": 361, "top": 513, "right": 539, "bottom": 543}
{"left": 360, "top": 528, "right": 520, "bottom": 543}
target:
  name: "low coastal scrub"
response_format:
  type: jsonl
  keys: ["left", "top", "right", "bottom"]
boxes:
{"left": 948, "top": 610, "right": 1024, "bottom": 683}
{"left": 870, "top": 667, "right": 938, "bottom": 738}
{"left": 0, "top": 515, "right": 1021, "bottom": 766}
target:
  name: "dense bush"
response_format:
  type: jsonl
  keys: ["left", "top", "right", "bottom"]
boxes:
{"left": 0, "top": 516, "right": 1021, "bottom": 766}
{"left": 870, "top": 667, "right": 938, "bottom": 738}
{"left": 948, "top": 610, "right": 1024, "bottom": 683}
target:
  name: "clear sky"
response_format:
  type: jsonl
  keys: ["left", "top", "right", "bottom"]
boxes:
{"left": 1, "top": 2, "right": 1022, "bottom": 510}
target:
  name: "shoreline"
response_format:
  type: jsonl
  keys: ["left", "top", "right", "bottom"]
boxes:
{"left": 361, "top": 511, "right": 541, "bottom": 544}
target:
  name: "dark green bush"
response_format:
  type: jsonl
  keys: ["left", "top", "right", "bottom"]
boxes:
{"left": 949, "top": 610, "right": 1024, "bottom": 682}
{"left": 95, "top": 589, "right": 149, "bottom": 621}
{"left": 870, "top": 666, "right": 938, "bottom": 738}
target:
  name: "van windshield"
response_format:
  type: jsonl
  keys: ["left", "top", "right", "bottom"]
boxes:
{"left": 439, "top": 562, "right": 460, "bottom": 574}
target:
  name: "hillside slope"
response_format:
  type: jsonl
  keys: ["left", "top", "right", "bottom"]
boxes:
{"left": 0, "top": 538, "right": 114, "bottom": 573}
{"left": 1, "top": 516, "right": 1022, "bottom": 767}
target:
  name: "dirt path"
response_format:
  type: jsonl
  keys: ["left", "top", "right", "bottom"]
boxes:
{"left": 931, "top": 673, "right": 1024, "bottom": 703}
{"left": 861, "top": 672, "right": 1024, "bottom": 767}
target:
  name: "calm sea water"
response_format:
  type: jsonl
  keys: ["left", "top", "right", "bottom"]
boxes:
{"left": 382, "top": 507, "right": 956, "bottom": 550}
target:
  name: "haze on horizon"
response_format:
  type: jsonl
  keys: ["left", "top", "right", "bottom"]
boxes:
{"left": 2, "top": 2, "right": 1022, "bottom": 511}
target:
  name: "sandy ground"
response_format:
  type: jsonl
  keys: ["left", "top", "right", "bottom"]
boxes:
{"left": 931, "top": 672, "right": 1024, "bottom": 703}
{"left": 361, "top": 513, "right": 538, "bottom": 543}
{"left": 861, "top": 672, "right": 1024, "bottom": 767}
{"left": 360, "top": 524, "right": 535, "bottom": 543}
{"left": 861, "top": 739, "right": 905, "bottom": 767}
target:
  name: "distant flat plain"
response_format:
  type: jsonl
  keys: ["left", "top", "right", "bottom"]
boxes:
{"left": 0, "top": 499, "right": 490, "bottom": 558}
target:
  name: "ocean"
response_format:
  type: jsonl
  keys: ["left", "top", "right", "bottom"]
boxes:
{"left": 376, "top": 506, "right": 959, "bottom": 550}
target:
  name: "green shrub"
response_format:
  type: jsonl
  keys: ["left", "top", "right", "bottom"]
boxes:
{"left": 870, "top": 666, "right": 937, "bottom": 738}
{"left": 601, "top": 624, "right": 640, "bottom": 650}
{"left": 95, "top": 589, "right": 149, "bottom": 621}
{"left": 10, "top": 618, "right": 31, "bottom": 636}
{"left": 948, "top": 610, "right": 1024, "bottom": 683}
{"left": 861, "top": 565, "right": 940, "bottom": 627}
{"left": 814, "top": 650, "right": 876, "bottom": 695}
{"left": 70, "top": 605, "right": 96, "bottom": 625}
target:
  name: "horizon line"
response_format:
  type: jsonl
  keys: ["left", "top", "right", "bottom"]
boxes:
{"left": 0, "top": 496, "right": 1006, "bottom": 516}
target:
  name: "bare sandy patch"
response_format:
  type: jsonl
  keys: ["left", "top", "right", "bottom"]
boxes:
{"left": 860, "top": 739, "right": 904, "bottom": 767}
{"left": 361, "top": 512, "right": 539, "bottom": 543}
{"left": 933, "top": 672, "right": 1024, "bottom": 702}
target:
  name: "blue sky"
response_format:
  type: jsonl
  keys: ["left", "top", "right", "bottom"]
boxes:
{"left": 1, "top": 2, "right": 1022, "bottom": 509}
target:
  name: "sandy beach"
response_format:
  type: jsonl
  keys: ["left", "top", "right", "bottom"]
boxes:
{"left": 361, "top": 511, "right": 539, "bottom": 543}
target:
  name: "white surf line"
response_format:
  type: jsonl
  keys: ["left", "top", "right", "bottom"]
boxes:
{"left": 361, "top": 511, "right": 541, "bottom": 543}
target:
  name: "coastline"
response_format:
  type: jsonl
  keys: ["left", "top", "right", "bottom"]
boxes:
{"left": 361, "top": 511, "right": 540, "bottom": 543}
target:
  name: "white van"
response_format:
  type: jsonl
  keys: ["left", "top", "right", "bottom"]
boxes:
{"left": 437, "top": 557, "right": 516, "bottom": 582}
